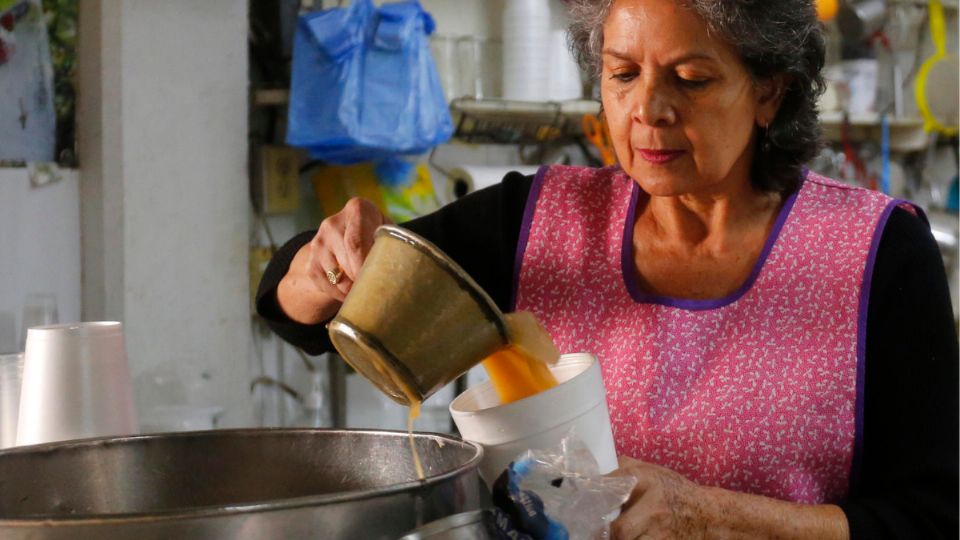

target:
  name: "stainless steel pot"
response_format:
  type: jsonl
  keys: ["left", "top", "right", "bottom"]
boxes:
{"left": 399, "top": 510, "right": 497, "bottom": 539}
{"left": 0, "top": 428, "right": 484, "bottom": 539}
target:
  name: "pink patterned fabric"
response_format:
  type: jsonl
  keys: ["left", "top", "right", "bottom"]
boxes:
{"left": 513, "top": 165, "right": 902, "bottom": 503}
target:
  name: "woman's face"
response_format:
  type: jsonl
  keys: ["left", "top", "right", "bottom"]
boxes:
{"left": 601, "top": 0, "right": 782, "bottom": 197}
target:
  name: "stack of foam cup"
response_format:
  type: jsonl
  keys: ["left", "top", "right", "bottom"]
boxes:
{"left": 502, "top": 0, "right": 551, "bottom": 101}
{"left": 547, "top": 0, "right": 583, "bottom": 101}
{"left": 16, "top": 322, "right": 138, "bottom": 446}
{"left": 0, "top": 353, "right": 23, "bottom": 449}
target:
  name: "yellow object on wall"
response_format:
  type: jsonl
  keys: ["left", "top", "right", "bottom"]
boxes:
{"left": 915, "top": 0, "right": 959, "bottom": 136}
{"left": 816, "top": 0, "right": 838, "bottom": 21}
{"left": 310, "top": 163, "right": 389, "bottom": 218}
{"left": 310, "top": 162, "right": 439, "bottom": 223}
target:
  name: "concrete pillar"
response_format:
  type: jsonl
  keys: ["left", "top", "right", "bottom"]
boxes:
{"left": 78, "top": 0, "right": 252, "bottom": 426}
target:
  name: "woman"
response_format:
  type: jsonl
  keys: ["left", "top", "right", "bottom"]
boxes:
{"left": 258, "top": 0, "right": 958, "bottom": 537}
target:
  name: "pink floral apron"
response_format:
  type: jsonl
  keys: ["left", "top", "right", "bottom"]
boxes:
{"left": 513, "top": 165, "right": 910, "bottom": 503}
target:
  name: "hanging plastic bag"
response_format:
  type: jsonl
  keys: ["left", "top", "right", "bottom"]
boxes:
{"left": 286, "top": 0, "right": 453, "bottom": 164}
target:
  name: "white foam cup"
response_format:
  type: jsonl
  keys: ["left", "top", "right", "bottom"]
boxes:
{"left": 449, "top": 353, "right": 617, "bottom": 486}
{"left": 0, "top": 353, "right": 24, "bottom": 449}
{"left": 16, "top": 322, "right": 139, "bottom": 446}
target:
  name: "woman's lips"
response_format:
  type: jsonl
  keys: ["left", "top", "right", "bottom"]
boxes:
{"left": 637, "top": 149, "right": 684, "bottom": 164}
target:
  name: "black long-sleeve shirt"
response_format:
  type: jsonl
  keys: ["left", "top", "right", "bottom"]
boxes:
{"left": 257, "top": 172, "right": 959, "bottom": 538}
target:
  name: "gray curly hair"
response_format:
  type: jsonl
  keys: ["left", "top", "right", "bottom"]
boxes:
{"left": 567, "top": 0, "right": 826, "bottom": 195}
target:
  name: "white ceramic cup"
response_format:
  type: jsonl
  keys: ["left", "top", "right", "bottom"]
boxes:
{"left": 16, "top": 322, "right": 139, "bottom": 446}
{"left": 449, "top": 352, "right": 618, "bottom": 486}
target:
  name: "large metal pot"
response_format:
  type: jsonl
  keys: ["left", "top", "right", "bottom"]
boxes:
{"left": 0, "top": 428, "right": 484, "bottom": 539}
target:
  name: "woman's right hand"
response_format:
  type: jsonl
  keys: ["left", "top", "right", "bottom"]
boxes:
{"left": 277, "top": 197, "right": 392, "bottom": 324}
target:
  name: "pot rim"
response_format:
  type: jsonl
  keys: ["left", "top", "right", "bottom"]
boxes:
{"left": 0, "top": 428, "right": 484, "bottom": 526}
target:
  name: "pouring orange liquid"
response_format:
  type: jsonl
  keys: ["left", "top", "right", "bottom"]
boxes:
{"left": 362, "top": 344, "right": 426, "bottom": 480}
{"left": 367, "top": 312, "right": 558, "bottom": 480}
{"left": 482, "top": 312, "right": 560, "bottom": 405}
{"left": 407, "top": 401, "right": 424, "bottom": 480}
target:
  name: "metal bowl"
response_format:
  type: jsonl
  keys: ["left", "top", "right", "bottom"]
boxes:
{"left": 0, "top": 428, "right": 483, "bottom": 539}
{"left": 329, "top": 225, "right": 510, "bottom": 406}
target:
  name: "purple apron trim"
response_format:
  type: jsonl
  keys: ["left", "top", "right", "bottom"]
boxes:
{"left": 510, "top": 165, "right": 550, "bottom": 311}
{"left": 620, "top": 182, "right": 642, "bottom": 300}
{"left": 851, "top": 198, "right": 920, "bottom": 491}
{"left": 620, "top": 171, "right": 806, "bottom": 310}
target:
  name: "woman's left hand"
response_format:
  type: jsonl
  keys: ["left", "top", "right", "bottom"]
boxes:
{"left": 610, "top": 456, "right": 715, "bottom": 540}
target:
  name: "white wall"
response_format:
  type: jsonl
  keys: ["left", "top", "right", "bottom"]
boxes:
{"left": 0, "top": 169, "right": 81, "bottom": 354}
{"left": 78, "top": 1, "right": 252, "bottom": 427}
{"left": 420, "top": 0, "right": 504, "bottom": 39}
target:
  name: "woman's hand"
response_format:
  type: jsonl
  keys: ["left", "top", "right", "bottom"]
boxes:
{"left": 305, "top": 197, "right": 392, "bottom": 301}
{"left": 277, "top": 198, "right": 392, "bottom": 324}
{"left": 610, "top": 456, "right": 713, "bottom": 540}
{"left": 609, "top": 456, "right": 850, "bottom": 540}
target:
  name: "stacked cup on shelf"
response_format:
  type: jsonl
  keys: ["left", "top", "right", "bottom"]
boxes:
{"left": 503, "top": 0, "right": 582, "bottom": 102}
{"left": 0, "top": 353, "right": 23, "bottom": 449}
{"left": 548, "top": 0, "right": 583, "bottom": 101}
{"left": 502, "top": 0, "right": 551, "bottom": 101}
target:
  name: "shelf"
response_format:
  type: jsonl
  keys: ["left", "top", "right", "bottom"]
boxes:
{"left": 449, "top": 97, "right": 600, "bottom": 145}
{"left": 257, "top": 89, "right": 933, "bottom": 152}
{"left": 888, "top": 0, "right": 957, "bottom": 8}
{"left": 451, "top": 101, "right": 933, "bottom": 151}
{"left": 819, "top": 111, "right": 929, "bottom": 152}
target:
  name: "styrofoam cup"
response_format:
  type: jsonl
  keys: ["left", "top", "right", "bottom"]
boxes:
{"left": 16, "top": 322, "right": 138, "bottom": 446}
{"left": 450, "top": 353, "right": 617, "bottom": 485}
{"left": 0, "top": 353, "right": 24, "bottom": 449}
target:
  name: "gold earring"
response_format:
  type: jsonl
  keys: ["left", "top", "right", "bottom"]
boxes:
{"left": 761, "top": 121, "right": 772, "bottom": 152}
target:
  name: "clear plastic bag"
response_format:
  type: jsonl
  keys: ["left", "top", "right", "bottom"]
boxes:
{"left": 490, "top": 431, "right": 636, "bottom": 540}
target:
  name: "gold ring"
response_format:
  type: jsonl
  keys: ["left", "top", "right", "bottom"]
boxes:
{"left": 326, "top": 267, "right": 343, "bottom": 285}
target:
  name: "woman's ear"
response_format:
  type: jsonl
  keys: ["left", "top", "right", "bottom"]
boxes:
{"left": 756, "top": 75, "right": 791, "bottom": 127}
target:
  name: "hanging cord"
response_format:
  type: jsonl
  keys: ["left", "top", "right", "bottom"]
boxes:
{"left": 250, "top": 376, "right": 302, "bottom": 402}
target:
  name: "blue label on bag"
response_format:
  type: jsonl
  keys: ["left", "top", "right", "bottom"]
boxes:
{"left": 491, "top": 459, "right": 570, "bottom": 540}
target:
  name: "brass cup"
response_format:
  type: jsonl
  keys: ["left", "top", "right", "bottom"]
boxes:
{"left": 328, "top": 225, "right": 509, "bottom": 406}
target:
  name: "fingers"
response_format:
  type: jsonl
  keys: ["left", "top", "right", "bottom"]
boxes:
{"left": 607, "top": 456, "right": 655, "bottom": 540}
{"left": 610, "top": 504, "right": 653, "bottom": 540}
{"left": 610, "top": 482, "right": 658, "bottom": 540}
{"left": 308, "top": 231, "right": 350, "bottom": 302}
{"left": 340, "top": 198, "right": 388, "bottom": 281}
{"left": 307, "top": 197, "right": 387, "bottom": 302}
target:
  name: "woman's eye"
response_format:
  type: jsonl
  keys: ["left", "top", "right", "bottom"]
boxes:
{"left": 677, "top": 76, "right": 710, "bottom": 89}
{"left": 609, "top": 72, "right": 637, "bottom": 83}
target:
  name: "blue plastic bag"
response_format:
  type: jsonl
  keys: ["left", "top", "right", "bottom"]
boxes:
{"left": 286, "top": 0, "right": 453, "bottom": 164}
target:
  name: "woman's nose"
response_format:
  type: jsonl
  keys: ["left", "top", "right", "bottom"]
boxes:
{"left": 631, "top": 79, "right": 676, "bottom": 127}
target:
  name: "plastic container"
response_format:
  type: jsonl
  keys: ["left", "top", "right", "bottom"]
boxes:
{"left": 16, "top": 322, "right": 138, "bottom": 446}
{"left": 450, "top": 353, "right": 617, "bottom": 485}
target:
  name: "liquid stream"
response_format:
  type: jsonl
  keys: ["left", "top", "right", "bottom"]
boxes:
{"left": 366, "top": 311, "right": 559, "bottom": 482}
